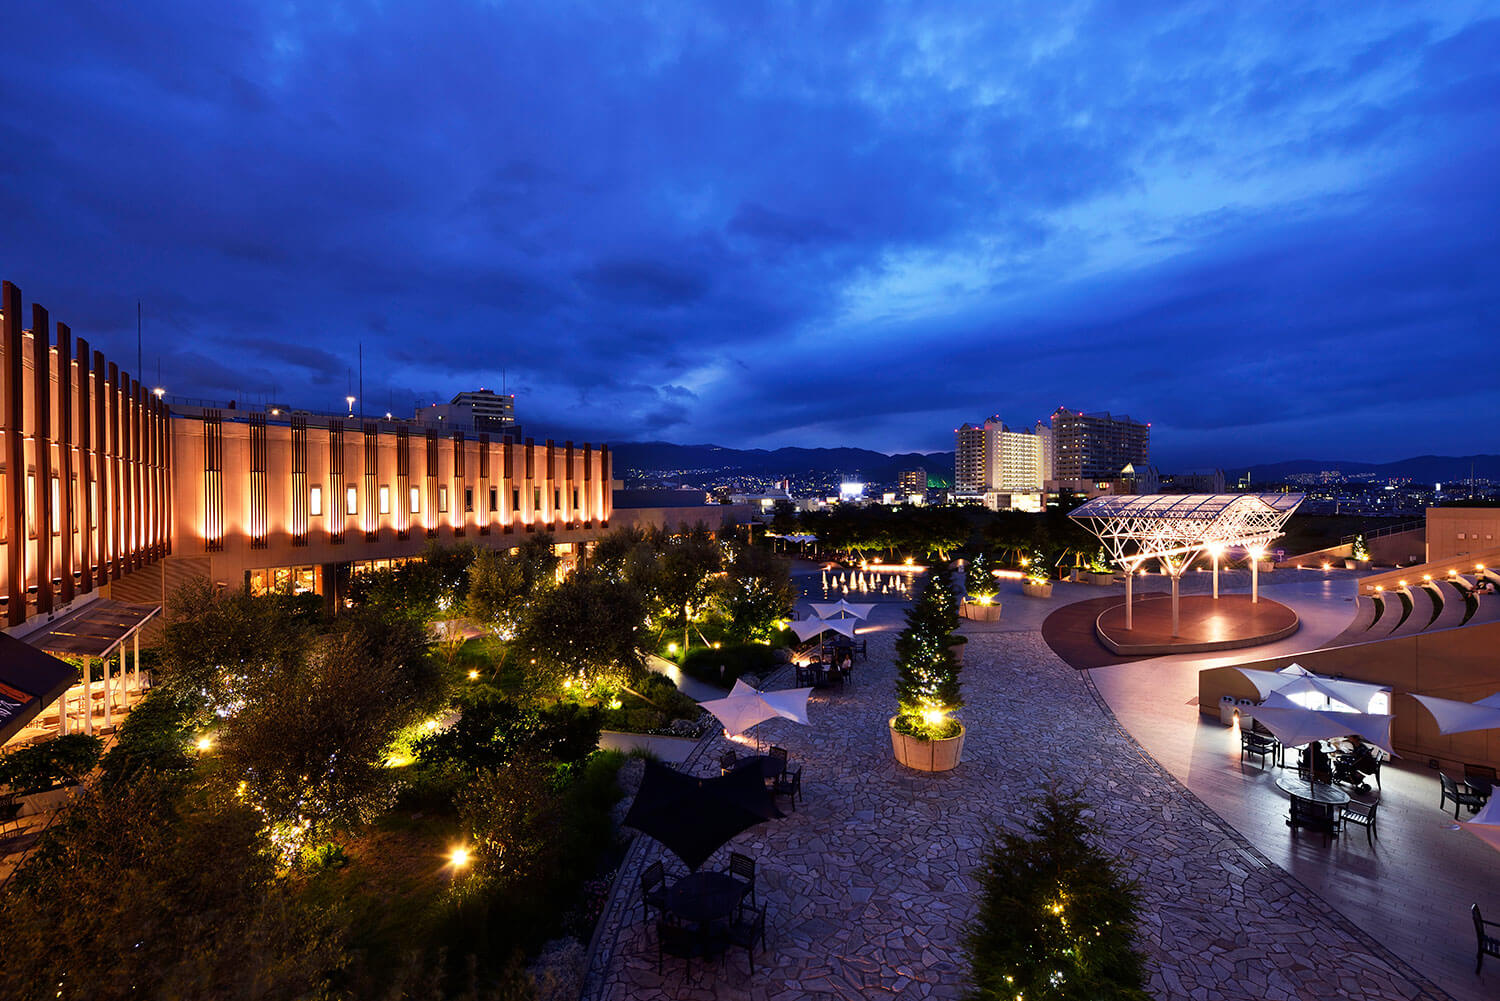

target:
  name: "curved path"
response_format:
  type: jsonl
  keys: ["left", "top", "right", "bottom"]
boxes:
{"left": 586, "top": 598, "right": 1445, "bottom": 1001}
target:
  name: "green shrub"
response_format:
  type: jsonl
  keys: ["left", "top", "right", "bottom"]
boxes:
{"left": 535, "top": 702, "right": 603, "bottom": 763}
{"left": 966, "top": 791, "right": 1148, "bottom": 1001}
{"left": 0, "top": 734, "right": 103, "bottom": 794}
{"left": 100, "top": 688, "right": 199, "bottom": 783}
{"left": 680, "top": 643, "right": 777, "bottom": 688}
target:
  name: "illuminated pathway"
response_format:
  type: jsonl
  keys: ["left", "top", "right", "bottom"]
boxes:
{"left": 585, "top": 584, "right": 1447, "bottom": 1000}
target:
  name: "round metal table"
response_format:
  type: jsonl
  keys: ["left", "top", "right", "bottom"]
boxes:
{"left": 1275, "top": 775, "right": 1350, "bottom": 805}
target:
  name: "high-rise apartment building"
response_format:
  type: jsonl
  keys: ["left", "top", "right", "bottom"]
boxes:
{"left": 954, "top": 423, "right": 988, "bottom": 492}
{"left": 1050, "top": 407, "right": 1149, "bottom": 481}
{"left": 897, "top": 469, "right": 927, "bottom": 496}
{"left": 954, "top": 417, "right": 1046, "bottom": 508}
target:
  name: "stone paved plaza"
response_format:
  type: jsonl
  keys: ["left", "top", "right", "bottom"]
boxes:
{"left": 586, "top": 599, "right": 1448, "bottom": 1001}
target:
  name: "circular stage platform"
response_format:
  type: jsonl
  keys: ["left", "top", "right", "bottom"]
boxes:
{"left": 1095, "top": 593, "right": 1299, "bottom": 656}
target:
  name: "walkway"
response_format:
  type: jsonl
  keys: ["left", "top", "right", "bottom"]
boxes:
{"left": 587, "top": 590, "right": 1447, "bottom": 1000}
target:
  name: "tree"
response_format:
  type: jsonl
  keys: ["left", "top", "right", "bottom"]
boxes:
{"left": 966, "top": 792, "right": 1148, "bottom": 1001}
{"left": 892, "top": 563, "right": 963, "bottom": 739}
{"left": 0, "top": 775, "right": 345, "bottom": 1001}
{"left": 717, "top": 542, "right": 795, "bottom": 643}
{"left": 515, "top": 567, "right": 646, "bottom": 690}
{"left": 157, "top": 579, "right": 315, "bottom": 712}
{"left": 651, "top": 523, "right": 722, "bottom": 652}
{"left": 465, "top": 548, "right": 530, "bottom": 641}
{"left": 215, "top": 607, "right": 443, "bottom": 847}
{"left": 966, "top": 551, "right": 996, "bottom": 601}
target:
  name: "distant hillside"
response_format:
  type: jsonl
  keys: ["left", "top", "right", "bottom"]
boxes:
{"left": 1244, "top": 454, "right": 1500, "bottom": 483}
{"left": 607, "top": 441, "right": 953, "bottom": 481}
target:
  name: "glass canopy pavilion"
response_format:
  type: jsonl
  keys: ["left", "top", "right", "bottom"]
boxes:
{"left": 1070, "top": 493, "right": 1305, "bottom": 634}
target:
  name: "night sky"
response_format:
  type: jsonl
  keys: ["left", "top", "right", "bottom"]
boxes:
{"left": 2, "top": 3, "right": 1496, "bottom": 468}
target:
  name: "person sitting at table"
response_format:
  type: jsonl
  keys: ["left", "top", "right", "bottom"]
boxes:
{"left": 1300, "top": 741, "right": 1332, "bottom": 783}
{"left": 1332, "top": 735, "right": 1378, "bottom": 793}
{"left": 838, "top": 652, "right": 852, "bottom": 675}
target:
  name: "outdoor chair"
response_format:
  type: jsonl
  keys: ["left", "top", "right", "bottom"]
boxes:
{"left": 719, "top": 750, "right": 739, "bottom": 776}
{"left": 768, "top": 746, "right": 789, "bottom": 767}
{"left": 1240, "top": 730, "right": 1279, "bottom": 769}
{"left": 640, "top": 860, "right": 669, "bottom": 922}
{"left": 1287, "top": 795, "right": 1338, "bottom": 845}
{"left": 1464, "top": 763, "right": 1497, "bottom": 800}
{"left": 1441, "top": 773, "right": 1487, "bottom": 819}
{"left": 1474, "top": 904, "right": 1500, "bottom": 974}
{"left": 1340, "top": 799, "right": 1378, "bottom": 846}
{"left": 724, "top": 904, "right": 767, "bottom": 973}
{"left": 773, "top": 765, "right": 803, "bottom": 810}
{"left": 727, "top": 851, "right": 756, "bottom": 912}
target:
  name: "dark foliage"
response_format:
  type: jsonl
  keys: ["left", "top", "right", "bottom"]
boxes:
{"left": 966, "top": 792, "right": 1149, "bottom": 1001}
{"left": 0, "top": 734, "right": 102, "bottom": 795}
{"left": 680, "top": 643, "right": 779, "bottom": 688}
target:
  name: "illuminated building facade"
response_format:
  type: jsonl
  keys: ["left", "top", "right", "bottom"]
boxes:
{"left": 1050, "top": 406, "right": 1150, "bottom": 481}
{"left": 0, "top": 279, "right": 611, "bottom": 632}
{"left": 1, "top": 282, "right": 171, "bottom": 629}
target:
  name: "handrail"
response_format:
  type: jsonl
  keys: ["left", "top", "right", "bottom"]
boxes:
{"left": 1341, "top": 520, "right": 1424, "bottom": 545}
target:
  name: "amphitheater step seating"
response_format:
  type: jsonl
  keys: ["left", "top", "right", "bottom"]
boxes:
{"left": 1388, "top": 586, "right": 1441, "bottom": 638}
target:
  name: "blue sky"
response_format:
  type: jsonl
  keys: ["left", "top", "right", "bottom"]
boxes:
{"left": 2, "top": 2, "right": 1496, "bottom": 467}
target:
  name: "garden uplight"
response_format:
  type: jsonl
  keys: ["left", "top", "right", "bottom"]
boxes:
{"left": 667, "top": 642, "right": 678, "bottom": 654}
{"left": 449, "top": 847, "right": 470, "bottom": 868}
{"left": 195, "top": 736, "right": 213, "bottom": 752}
{"left": 921, "top": 706, "right": 947, "bottom": 728}
{"left": 467, "top": 669, "right": 479, "bottom": 680}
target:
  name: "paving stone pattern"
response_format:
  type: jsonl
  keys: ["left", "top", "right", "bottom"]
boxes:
{"left": 585, "top": 609, "right": 1448, "bottom": 1001}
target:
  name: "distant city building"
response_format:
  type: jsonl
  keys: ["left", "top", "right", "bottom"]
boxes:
{"left": 415, "top": 389, "right": 519, "bottom": 436}
{"left": 1160, "top": 469, "right": 1226, "bottom": 494}
{"left": 953, "top": 417, "right": 1046, "bottom": 510}
{"left": 898, "top": 469, "right": 927, "bottom": 495}
{"left": 1049, "top": 407, "right": 1149, "bottom": 482}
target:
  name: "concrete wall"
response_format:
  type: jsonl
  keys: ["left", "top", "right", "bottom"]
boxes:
{"left": 1427, "top": 507, "right": 1500, "bottom": 562}
{"left": 1199, "top": 620, "right": 1500, "bottom": 771}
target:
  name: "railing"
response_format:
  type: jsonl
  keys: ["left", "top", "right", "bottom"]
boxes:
{"left": 1341, "top": 520, "right": 1424, "bottom": 545}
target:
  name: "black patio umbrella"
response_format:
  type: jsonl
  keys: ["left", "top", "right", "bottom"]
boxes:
{"left": 0, "top": 632, "right": 77, "bottom": 745}
{"left": 622, "top": 759, "right": 783, "bottom": 871}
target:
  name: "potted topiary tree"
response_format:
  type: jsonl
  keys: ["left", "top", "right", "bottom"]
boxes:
{"left": 889, "top": 566, "right": 965, "bottom": 772}
{"left": 1348, "top": 534, "right": 1371, "bottom": 570}
{"left": 1075, "top": 547, "right": 1116, "bottom": 586}
{"left": 961, "top": 552, "right": 1002, "bottom": 621}
{"left": 1022, "top": 549, "right": 1054, "bottom": 598}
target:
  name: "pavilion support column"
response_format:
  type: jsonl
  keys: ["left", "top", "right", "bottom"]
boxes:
{"left": 1124, "top": 564, "right": 1134, "bottom": 630}
{"left": 81, "top": 660, "right": 92, "bottom": 736}
{"left": 1252, "top": 560, "right": 1260, "bottom": 604}
{"left": 103, "top": 653, "right": 113, "bottom": 728}
{"left": 133, "top": 630, "right": 141, "bottom": 692}
{"left": 1170, "top": 570, "right": 1180, "bottom": 637}
{"left": 119, "top": 643, "right": 127, "bottom": 707}
{"left": 58, "top": 689, "right": 68, "bottom": 735}
{"left": 1212, "top": 552, "right": 1220, "bottom": 599}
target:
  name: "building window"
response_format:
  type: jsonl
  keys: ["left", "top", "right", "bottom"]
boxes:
{"left": 346, "top": 485, "right": 358, "bottom": 516}
{"left": 409, "top": 486, "right": 421, "bottom": 514}
{"left": 379, "top": 485, "right": 390, "bottom": 515}
{"left": 512, "top": 488, "right": 521, "bottom": 510}
{"left": 464, "top": 487, "right": 473, "bottom": 512}
{"left": 489, "top": 487, "right": 497, "bottom": 512}
{"left": 533, "top": 487, "right": 542, "bottom": 510}
{"left": 26, "top": 472, "right": 36, "bottom": 539}
{"left": 51, "top": 476, "right": 61, "bottom": 534}
{"left": 439, "top": 485, "right": 449, "bottom": 513}
{"left": 309, "top": 485, "right": 323, "bottom": 517}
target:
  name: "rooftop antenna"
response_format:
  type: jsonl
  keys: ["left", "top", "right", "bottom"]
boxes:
{"left": 358, "top": 342, "right": 363, "bottom": 422}
{"left": 136, "top": 300, "right": 142, "bottom": 381}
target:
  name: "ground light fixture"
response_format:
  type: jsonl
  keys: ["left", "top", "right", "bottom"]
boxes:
{"left": 195, "top": 735, "right": 213, "bottom": 752}
{"left": 449, "top": 846, "right": 470, "bottom": 868}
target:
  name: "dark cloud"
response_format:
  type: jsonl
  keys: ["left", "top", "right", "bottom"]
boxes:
{"left": 0, "top": 2, "right": 1493, "bottom": 466}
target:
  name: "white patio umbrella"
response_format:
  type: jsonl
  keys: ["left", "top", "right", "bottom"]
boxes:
{"left": 1461, "top": 795, "right": 1500, "bottom": 853}
{"left": 699, "top": 678, "right": 813, "bottom": 736}
{"left": 1233, "top": 663, "right": 1390, "bottom": 714}
{"left": 1249, "top": 689, "right": 1396, "bottom": 757}
{"left": 810, "top": 599, "right": 876, "bottom": 620}
{"left": 791, "top": 617, "right": 857, "bottom": 642}
{"left": 1410, "top": 693, "right": 1500, "bottom": 735}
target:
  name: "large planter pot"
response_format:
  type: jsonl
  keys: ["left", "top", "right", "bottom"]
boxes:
{"left": 1344, "top": 559, "right": 1357, "bottom": 570}
{"left": 1077, "top": 571, "right": 1114, "bottom": 586}
{"left": 889, "top": 717, "right": 966, "bottom": 772}
{"left": 948, "top": 640, "right": 966, "bottom": 664}
{"left": 961, "top": 599, "right": 1002, "bottom": 621}
{"left": 1021, "top": 579, "right": 1054, "bottom": 598}
{"left": 1256, "top": 561, "right": 1275, "bottom": 574}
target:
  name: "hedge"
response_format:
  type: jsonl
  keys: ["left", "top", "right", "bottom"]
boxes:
{"left": 680, "top": 643, "right": 778, "bottom": 689}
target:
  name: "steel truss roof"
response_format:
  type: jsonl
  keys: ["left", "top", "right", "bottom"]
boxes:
{"left": 1069, "top": 493, "right": 1304, "bottom": 568}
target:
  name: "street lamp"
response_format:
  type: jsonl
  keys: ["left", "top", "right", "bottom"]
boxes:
{"left": 345, "top": 395, "right": 356, "bottom": 416}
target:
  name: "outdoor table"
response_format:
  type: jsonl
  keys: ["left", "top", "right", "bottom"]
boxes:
{"left": 732, "top": 754, "right": 785, "bottom": 785}
{"left": 1275, "top": 775, "right": 1350, "bottom": 806}
{"left": 665, "top": 871, "right": 744, "bottom": 926}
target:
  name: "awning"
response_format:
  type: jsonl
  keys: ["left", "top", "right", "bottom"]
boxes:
{"left": 0, "top": 632, "right": 78, "bottom": 745}
{"left": 25, "top": 598, "right": 161, "bottom": 659}
{"left": 1410, "top": 693, "right": 1500, "bottom": 735}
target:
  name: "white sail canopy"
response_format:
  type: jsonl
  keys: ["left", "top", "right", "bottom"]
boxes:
{"left": 1250, "top": 689, "right": 1396, "bottom": 756}
{"left": 1410, "top": 693, "right": 1500, "bottom": 735}
{"left": 699, "top": 679, "right": 813, "bottom": 736}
